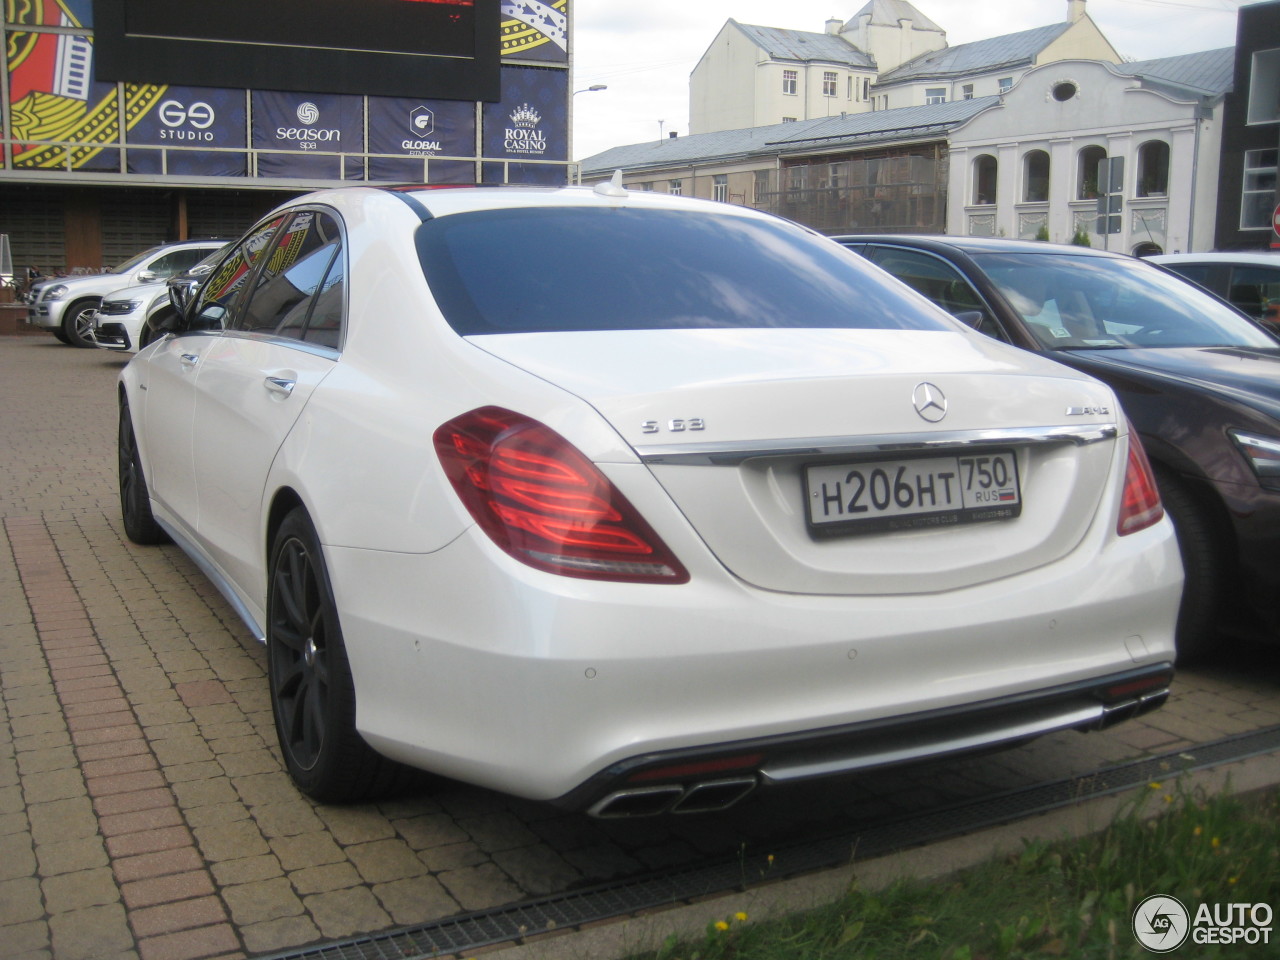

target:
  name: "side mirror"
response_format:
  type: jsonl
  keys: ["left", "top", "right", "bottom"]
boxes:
{"left": 168, "top": 278, "right": 199, "bottom": 315}
{"left": 136, "top": 271, "right": 158, "bottom": 284}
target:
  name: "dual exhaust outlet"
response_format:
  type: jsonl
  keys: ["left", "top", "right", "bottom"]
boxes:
{"left": 588, "top": 776, "right": 758, "bottom": 818}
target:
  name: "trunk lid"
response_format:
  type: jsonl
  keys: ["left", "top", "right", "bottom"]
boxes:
{"left": 471, "top": 329, "right": 1122, "bottom": 595}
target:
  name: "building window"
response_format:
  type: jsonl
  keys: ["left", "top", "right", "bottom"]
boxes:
{"left": 823, "top": 72, "right": 838, "bottom": 97}
{"left": 1136, "top": 141, "right": 1169, "bottom": 197}
{"left": 669, "top": 179, "right": 682, "bottom": 196}
{"left": 713, "top": 174, "right": 728, "bottom": 202}
{"left": 782, "top": 116, "right": 797, "bottom": 123}
{"left": 998, "top": 77, "right": 1013, "bottom": 93}
{"left": 863, "top": 78, "right": 870, "bottom": 101}
{"left": 1023, "top": 150, "right": 1050, "bottom": 202}
{"left": 962, "top": 84, "right": 974, "bottom": 100}
{"left": 1078, "top": 145, "right": 1107, "bottom": 199}
{"left": 848, "top": 76, "right": 855, "bottom": 99}
{"left": 925, "top": 88, "right": 946, "bottom": 105}
{"left": 782, "top": 70, "right": 798, "bottom": 96}
{"left": 753, "top": 170, "right": 769, "bottom": 203}
{"left": 1247, "top": 48, "right": 1280, "bottom": 124}
{"left": 639, "top": 182, "right": 654, "bottom": 192}
{"left": 1242, "top": 149, "right": 1278, "bottom": 229}
{"left": 973, "top": 155, "right": 997, "bottom": 205}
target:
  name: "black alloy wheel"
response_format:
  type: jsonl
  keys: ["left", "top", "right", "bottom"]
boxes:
{"left": 118, "top": 402, "right": 168, "bottom": 545}
{"left": 267, "top": 509, "right": 406, "bottom": 802}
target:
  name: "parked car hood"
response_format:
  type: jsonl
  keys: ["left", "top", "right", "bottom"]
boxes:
{"left": 1060, "top": 346, "right": 1280, "bottom": 419}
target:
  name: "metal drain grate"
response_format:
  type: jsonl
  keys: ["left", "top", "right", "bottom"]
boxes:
{"left": 257, "top": 724, "right": 1280, "bottom": 960}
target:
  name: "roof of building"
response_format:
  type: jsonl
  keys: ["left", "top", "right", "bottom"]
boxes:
{"left": 580, "top": 97, "right": 1001, "bottom": 177}
{"left": 1115, "top": 47, "right": 1234, "bottom": 99}
{"left": 731, "top": 21, "right": 875, "bottom": 69}
{"left": 846, "top": 0, "right": 944, "bottom": 34}
{"left": 877, "top": 21, "right": 1074, "bottom": 84}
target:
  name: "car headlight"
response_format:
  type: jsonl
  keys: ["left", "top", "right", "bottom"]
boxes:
{"left": 1229, "top": 430, "right": 1280, "bottom": 482}
{"left": 42, "top": 284, "right": 69, "bottom": 301}
{"left": 101, "top": 299, "right": 143, "bottom": 315}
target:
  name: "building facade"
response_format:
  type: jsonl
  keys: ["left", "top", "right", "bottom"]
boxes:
{"left": 1, "top": 0, "right": 571, "bottom": 275}
{"left": 946, "top": 52, "right": 1232, "bottom": 254}
{"left": 1214, "top": 0, "right": 1280, "bottom": 250}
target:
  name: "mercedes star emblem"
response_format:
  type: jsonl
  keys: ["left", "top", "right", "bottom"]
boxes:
{"left": 912, "top": 382, "right": 948, "bottom": 422}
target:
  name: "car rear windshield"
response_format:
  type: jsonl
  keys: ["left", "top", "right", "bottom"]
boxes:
{"left": 416, "top": 207, "right": 955, "bottom": 335}
{"left": 973, "top": 252, "right": 1279, "bottom": 351}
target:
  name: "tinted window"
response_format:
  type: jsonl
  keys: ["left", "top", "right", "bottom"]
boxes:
{"left": 866, "top": 246, "right": 1002, "bottom": 338}
{"left": 973, "top": 252, "right": 1278, "bottom": 350}
{"left": 1161, "top": 263, "right": 1213, "bottom": 287}
{"left": 147, "top": 247, "right": 215, "bottom": 279}
{"left": 237, "top": 211, "right": 343, "bottom": 345}
{"left": 1228, "top": 265, "right": 1280, "bottom": 319}
{"left": 417, "top": 208, "right": 954, "bottom": 336}
{"left": 190, "top": 216, "right": 286, "bottom": 331}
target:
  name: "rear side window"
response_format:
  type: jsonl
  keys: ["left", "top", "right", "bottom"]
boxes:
{"left": 417, "top": 207, "right": 954, "bottom": 335}
{"left": 236, "top": 211, "right": 344, "bottom": 346}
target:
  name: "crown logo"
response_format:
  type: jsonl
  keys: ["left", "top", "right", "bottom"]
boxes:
{"left": 510, "top": 103, "right": 541, "bottom": 128}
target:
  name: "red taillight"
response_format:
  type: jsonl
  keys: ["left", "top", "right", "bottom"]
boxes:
{"left": 1117, "top": 430, "right": 1163, "bottom": 536}
{"left": 434, "top": 407, "right": 689, "bottom": 583}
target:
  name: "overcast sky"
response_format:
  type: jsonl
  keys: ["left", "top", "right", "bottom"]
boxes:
{"left": 569, "top": 0, "right": 1250, "bottom": 161}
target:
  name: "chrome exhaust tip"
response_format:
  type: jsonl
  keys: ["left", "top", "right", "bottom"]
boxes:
{"left": 588, "top": 785, "right": 683, "bottom": 819}
{"left": 670, "top": 777, "right": 757, "bottom": 814}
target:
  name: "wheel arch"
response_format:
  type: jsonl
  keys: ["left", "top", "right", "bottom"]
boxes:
{"left": 265, "top": 487, "right": 307, "bottom": 565}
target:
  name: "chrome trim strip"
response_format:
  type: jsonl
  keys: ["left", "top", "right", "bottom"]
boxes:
{"left": 154, "top": 516, "right": 266, "bottom": 643}
{"left": 759, "top": 703, "right": 1104, "bottom": 784}
{"left": 636, "top": 423, "right": 1117, "bottom": 466}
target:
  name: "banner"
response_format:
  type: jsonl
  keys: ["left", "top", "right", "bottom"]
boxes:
{"left": 482, "top": 65, "right": 567, "bottom": 184}
{"left": 366, "top": 96, "right": 476, "bottom": 182}
{"left": 500, "top": 0, "right": 567, "bottom": 65}
{"left": 252, "top": 91, "right": 366, "bottom": 180}
{"left": 126, "top": 86, "right": 248, "bottom": 177}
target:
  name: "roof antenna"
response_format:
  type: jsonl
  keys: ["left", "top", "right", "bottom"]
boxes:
{"left": 594, "top": 170, "right": 628, "bottom": 197}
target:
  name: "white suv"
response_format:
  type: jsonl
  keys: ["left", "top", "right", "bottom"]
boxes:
{"left": 27, "top": 240, "right": 225, "bottom": 347}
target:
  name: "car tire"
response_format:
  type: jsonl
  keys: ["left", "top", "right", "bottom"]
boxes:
{"left": 62, "top": 299, "right": 101, "bottom": 348}
{"left": 267, "top": 508, "right": 411, "bottom": 802}
{"left": 1153, "top": 467, "right": 1224, "bottom": 663}
{"left": 118, "top": 401, "right": 169, "bottom": 546}
{"left": 51, "top": 328, "right": 71, "bottom": 344}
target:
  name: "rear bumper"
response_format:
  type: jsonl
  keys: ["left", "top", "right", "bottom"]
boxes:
{"left": 559, "top": 663, "right": 1173, "bottom": 817}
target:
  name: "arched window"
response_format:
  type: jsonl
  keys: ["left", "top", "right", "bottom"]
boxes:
{"left": 1023, "top": 150, "right": 1050, "bottom": 202}
{"left": 973, "top": 154, "right": 997, "bottom": 205}
{"left": 1078, "top": 145, "right": 1107, "bottom": 199}
{"left": 1137, "top": 140, "right": 1169, "bottom": 197}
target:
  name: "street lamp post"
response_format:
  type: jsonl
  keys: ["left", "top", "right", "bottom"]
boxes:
{"left": 570, "top": 85, "right": 608, "bottom": 183}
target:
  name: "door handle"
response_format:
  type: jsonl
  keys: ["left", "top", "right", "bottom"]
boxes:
{"left": 264, "top": 377, "right": 297, "bottom": 397}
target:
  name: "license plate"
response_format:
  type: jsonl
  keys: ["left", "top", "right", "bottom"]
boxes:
{"left": 805, "top": 450, "right": 1021, "bottom": 535}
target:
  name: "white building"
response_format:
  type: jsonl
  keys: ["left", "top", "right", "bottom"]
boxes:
{"left": 690, "top": 1, "right": 1119, "bottom": 134}
{"left": 947, "top": 51, "right": 1233, "bottom": 254}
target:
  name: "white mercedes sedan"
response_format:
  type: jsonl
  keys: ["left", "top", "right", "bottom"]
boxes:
{"left": 118, "top": 183, "right": 1182, "bottom": 817}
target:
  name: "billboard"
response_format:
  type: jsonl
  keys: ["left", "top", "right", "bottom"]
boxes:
{"left": 91, "top": 0, "right": 501, "bottom": 101}
{"left": 5, "top": 1, "right": 569, "bottom": 181}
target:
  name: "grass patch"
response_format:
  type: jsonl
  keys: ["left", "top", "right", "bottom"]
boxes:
{"left": 629, "top": 782, "right": 1280, "bottom": 959}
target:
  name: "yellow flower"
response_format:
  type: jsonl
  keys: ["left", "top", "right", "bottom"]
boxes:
{"left": 1229, "top": 876, "right": 1239, "bottom": 885}
{"left": 1212, "top": 837, "right": 1221, "bottom": 848}
{"left": 714, "top": 921, "right": 730, "bottom": 932}
{"left": 1164, "top": 794, "right": 1174, "bottom": 805}
{"left": 1193, "top": 826, "right": 1202, "bottom": 836}
{"left": 735, "top": 912, "right": 749, "bottom": 922}
{"left": 1148, "top": 782, "right": 1163, "bottom": 790}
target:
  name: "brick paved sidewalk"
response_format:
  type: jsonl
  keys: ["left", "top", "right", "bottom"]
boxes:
{"left": 2, "top": 336, "right": 1279, "bottom": 960}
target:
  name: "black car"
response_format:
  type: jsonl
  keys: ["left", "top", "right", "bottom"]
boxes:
{"left": 835, "top": 234, "right": 1280, "bottom": 659}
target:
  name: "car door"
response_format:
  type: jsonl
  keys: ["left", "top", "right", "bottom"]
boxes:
{"left": 142, "top": 219, "right": 286, "bottom": 533}
{"left": 188, "top": 209, "right": 346, "bottom": 593}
